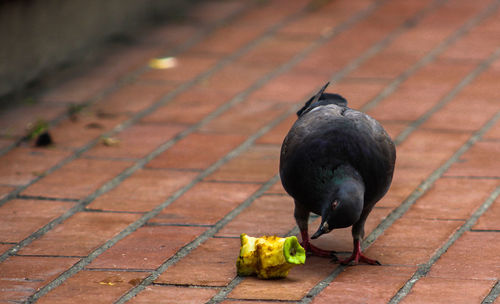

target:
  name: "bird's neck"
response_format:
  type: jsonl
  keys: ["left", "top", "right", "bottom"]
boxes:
{"left": 332, "top": 165, "right": 364, "bottom": 191}
{"left": 329, "top": 165, "right": 365, "bottom": 225}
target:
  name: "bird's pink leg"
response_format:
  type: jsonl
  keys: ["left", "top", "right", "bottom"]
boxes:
{"left": 300, "top": 229, "right": 336, "bottom": 258}
{"left": 339, "top": 239, "right": 380, "bottom": 265}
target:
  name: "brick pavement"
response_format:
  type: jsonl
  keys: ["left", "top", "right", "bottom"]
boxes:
{"left": 1, "top": 0, "right": 500, "bottom": 303}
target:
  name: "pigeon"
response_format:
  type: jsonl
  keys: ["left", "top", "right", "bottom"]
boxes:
{"left": 279, "top": 82, "right": 396, "bottom": 265}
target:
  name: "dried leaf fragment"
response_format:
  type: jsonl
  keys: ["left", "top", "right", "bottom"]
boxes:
{"left": 100, "top": 136, "right": 120, "bottom": 146}
{"left": 85, "top": 122, "right": 104, "bottom": 129}
{"left": 98, "top": 276, "right": 124, "bottom": 286}
{"left": 128, "top": 278, "right": 142, "bottom": 286}
{"left": 149, "top": 57, "right": 178, "bottom": 69}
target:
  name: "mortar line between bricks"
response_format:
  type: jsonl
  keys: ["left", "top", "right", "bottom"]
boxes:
{"left": 0, "top": 0, "right": 256, "bottom": 158}
{"left": 360, "top": 0, "right": 500, "bottom": 114}
{"left": 15, "top": 1, "right": 389, "bottom": 301}
{"left": 225, "top": 298, "right": 296, "bottom": 303}
{"left": 200, "top": 180, "right": 265, "bottom": 185}
{"left": 84, "top": 268, "right": 153, "bottom": 273}
{"left": 483, "top": 280, "right": 500, "bottom": 304}
{"left": 14, "top": 254, "right": 86, "bottom": 259}
{"left": 16, "top": 195, "right": 80, "bottom": 203}
{"left": 144, "top": 167, "right": 203, "bottom": 172}
{"left": 471, "top": 229, "right": 500, "bottom": 232}
{"left": 298, "top": 54, "right": 500, "bottom": 304}
{"left": 443, "top": 175, "right": 500, "bottom": 180}
{"left": 152, "top": 282, "right": 221, "bottom": 289}
{"left": 79, "top": 155, "right": 141, "bottom": 162}
{"left": 83, "top": 209, "right": 146, "bottom": 215}
{"left": 389, "top": 184, "right": 500, "bottom": 303}
{"left": 144, "top": 223, "right": 214, "bottom": 228}
{"left": 212, "top": 236, "right": 240, "bottom": 239}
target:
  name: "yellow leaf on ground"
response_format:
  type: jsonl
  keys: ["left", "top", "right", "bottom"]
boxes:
{"left": 148, "top": 57, "right": 178, "bottom": 69}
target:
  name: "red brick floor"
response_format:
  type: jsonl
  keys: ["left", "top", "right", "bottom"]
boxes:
{"left": 1, "top": 0, "right": 500, "bottom": 303}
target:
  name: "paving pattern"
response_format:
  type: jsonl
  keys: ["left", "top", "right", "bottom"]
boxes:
{"left": 1, "top": 0, "right": 500, "bottom": 303}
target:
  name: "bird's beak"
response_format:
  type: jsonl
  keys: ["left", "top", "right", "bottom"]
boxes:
{"left": 311, "top": 221, "right": 330, "bottom": 239}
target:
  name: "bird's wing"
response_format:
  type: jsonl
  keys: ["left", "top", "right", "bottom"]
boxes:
{"left": 341, "top": 108, "right": 396, "bottom": 204}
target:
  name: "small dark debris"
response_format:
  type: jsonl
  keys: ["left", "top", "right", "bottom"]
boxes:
{"left": 85, "top": 122, "right": 105, "bottom": 129}
{"left": 96, "top": 111, "right": 118, "bottom": 119}
{"left": 128, "top": 278, "right": 142, "bottom": 286}
{"left": 35, "top": 131, "right": 53, "bottom": 147}
{"left": 67, "top": 103, "right": 86, "bottom": 121}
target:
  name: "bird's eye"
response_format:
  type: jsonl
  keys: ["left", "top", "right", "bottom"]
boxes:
{"left": 331, "top": 200, "right": 338, "bottom": 209}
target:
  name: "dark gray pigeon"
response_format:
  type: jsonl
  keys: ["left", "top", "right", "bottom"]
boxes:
{"left": 279, "top": 82, "right": 396, "bottom": 265}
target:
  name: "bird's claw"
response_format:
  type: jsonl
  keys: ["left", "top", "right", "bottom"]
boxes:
{"left": 329, "top": 255, "right": 339, "bottom": 263}
{"left": 300, "top": 241, "right": 337, "bottom": 259}
{"left": 338, "top": 252, "right": 381, "bottom": 266}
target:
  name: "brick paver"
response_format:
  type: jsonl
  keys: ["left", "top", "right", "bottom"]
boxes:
{"left": 1, "top": 0, "right": 500, "bottom": 303}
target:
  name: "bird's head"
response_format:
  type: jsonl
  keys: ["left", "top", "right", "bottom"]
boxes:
{"left": 310, "top": 181, "right": 364, "bottom": 239}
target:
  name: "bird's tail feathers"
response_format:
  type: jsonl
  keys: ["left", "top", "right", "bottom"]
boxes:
{"left": 311, "top": 82, "right": 330, "bottom": 104}
{"left": 296, "top": 82, "right": 348, "bottom": 117}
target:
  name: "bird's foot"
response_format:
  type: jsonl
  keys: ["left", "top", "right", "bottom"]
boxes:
{"left": 300, "top": 240, "right": 337, "bottom": 260}
{"left": 338, "top": 240, "right": 380, "bottom": 266}
{"left": 338, "top": 251, "right": 380, "bottom": 265}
